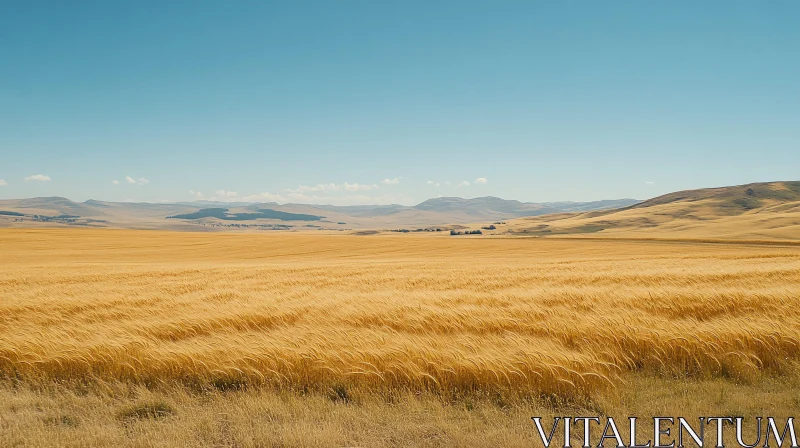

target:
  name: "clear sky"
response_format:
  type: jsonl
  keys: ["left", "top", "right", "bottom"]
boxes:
{"left": 1, "top": 1, "right": 798, "bottom": 205}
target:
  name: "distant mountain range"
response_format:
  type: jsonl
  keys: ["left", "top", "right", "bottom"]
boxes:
{"left": 0, "top": 195, "right": 640, "bottom": 231}
{"left": 0, "top": 182, "right": 800, "bottom": 240}
{"left": 414, "top": 197, "right": 638, "bottom": 215}
{"left": 3, "top": 181, "right": 798, "bottom": 240}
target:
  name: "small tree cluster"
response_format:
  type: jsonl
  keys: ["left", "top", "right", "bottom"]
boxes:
{"left": 450, "top": 229, "right": 482, "bottom": 235}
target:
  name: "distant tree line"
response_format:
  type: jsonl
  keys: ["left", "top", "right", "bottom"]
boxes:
{"left": 450, "top": 229, "right": 482, "bottom": 235}
{"left": 391, "top": 228, "right": 443, "bottom": 233}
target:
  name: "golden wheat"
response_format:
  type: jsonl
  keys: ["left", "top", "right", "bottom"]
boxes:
{"left": 1, "top": 229, "right": 799, "bottom": 404}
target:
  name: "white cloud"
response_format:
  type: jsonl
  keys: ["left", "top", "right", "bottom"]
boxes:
{"left": 270, "top": 180, "right": 423, "bottom": 205}
{"left": 427, "top": 180, "right": 440, "bottom": 187}
{"left": 344, "top": 182, "right": 378, "bottom": 191}
{"left": 285, "top": 192, "right": 409, "bottom": 206}
{"left": 645, "top": 181, "right": 655, "bottom": 185}
{"left": 308, "top": 183, "right": 339, "bottom": 192}
{"left": 125, "top": 176, "right": 149, "bottom": 185}
{"left": 214, "top": 190, "right": 238, "bottom": 198}
{"left": 475, "top": 177, "right": 488, "bottom": 184}
{"left": 285, "top": 192, "right": 316, "bottom": 202}
{"left": 24, "top": 174, "right": 51, "bottom": 182}
{"left": 288, "top": 183, "right": 339, "bottom": 193}
{"left": 188, "top": 190, "right": 205, "bottom": 199}
{"left": 112, "top": 179, "right": 119, "bottom": 185}
{"left": 0, "top": 179, "right": 6, "bottom": 186}
{"left": 239, "top": 192, "right": 286, "bottom": 203}
{"left": 458, "top": 180, "right": 470, "bottom": 187}
{"left": 287, "top": 181, "right": 379, "bottom": 194}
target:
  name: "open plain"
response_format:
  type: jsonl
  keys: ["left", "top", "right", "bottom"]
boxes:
{"left": 1, "top": 228, "right": 800, "bottom": 446}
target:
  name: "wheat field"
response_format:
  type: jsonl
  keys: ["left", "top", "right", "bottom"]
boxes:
{"left": 2, "top": 228, "right": 800, "bottom": 446}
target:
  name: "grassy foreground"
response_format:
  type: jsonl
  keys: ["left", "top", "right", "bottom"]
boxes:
{"left": 1, "top": 229, "right": 800, "bottom": 446}
{"left": 2, "top": 374, "right": 799, "bottom": 447}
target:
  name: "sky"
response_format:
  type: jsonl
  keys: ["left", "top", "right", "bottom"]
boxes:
{"left": 1, "top": 1, "right": 798, "bottom": 205}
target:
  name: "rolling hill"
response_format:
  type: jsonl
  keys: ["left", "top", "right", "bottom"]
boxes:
{"left": 0, "top": 196, "right": 639, "bottom": 231}
{"left": 502, "top": 181, "right": 800, "bottom": 241}
{"left": 3, "top": 181, "right": 798, "bottom": 239}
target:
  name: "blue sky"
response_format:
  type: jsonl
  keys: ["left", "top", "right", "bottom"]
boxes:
{"left": 1, "top": 1, "right": 798, "bottom": 205}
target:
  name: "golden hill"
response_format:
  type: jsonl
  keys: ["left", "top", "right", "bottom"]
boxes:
{"left": 503, "top": 181, "right": 800, "bottom": 241}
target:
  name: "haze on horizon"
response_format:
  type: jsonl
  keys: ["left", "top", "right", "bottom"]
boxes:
{"left": 1, "top": 1, "right": 798, "bottom": 206}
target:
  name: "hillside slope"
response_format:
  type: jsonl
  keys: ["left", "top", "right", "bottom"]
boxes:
{"left": 502, "top": 181, "right": 800, "bottom": 241}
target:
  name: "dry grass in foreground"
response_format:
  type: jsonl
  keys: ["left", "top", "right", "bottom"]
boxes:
{"left": 1, "top": 229, "right": 800, "bottom": 445}
{"left": 2, "top": 374, "right": 799, "bottom": 448}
